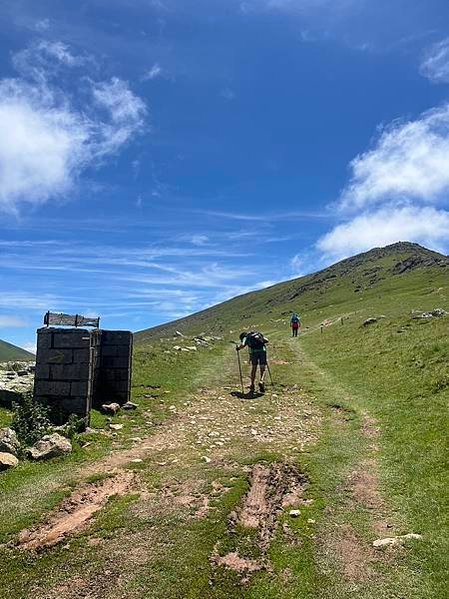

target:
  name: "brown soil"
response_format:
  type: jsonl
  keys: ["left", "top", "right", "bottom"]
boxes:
{"left": 330, "top": 524, "right": 376, "bottom": 582}
{"left": 347, "top": 459, "right": 385, "bottom": 512}
{"left": 16, "top": 471, "right": 135, "bottom": 551}
{"left": 237, "top": 462, "right": 307, "bottom": 551}
{"left": 213, "top": 552, "right": 262, "bottom": 575}
{"left": 213, "top": 462, "right": 307, "bottom": 581}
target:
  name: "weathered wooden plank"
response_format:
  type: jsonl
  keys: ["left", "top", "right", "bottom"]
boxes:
{"left": 44, "top": 312, "right": 100, "bottom": 328}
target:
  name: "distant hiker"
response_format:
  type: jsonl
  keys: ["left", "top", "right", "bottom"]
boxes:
{"left": 236, "top": 331, "right": 269, "bottom": 395}
{"left": 290, "top": 312, "right": 301, "bottom": 337}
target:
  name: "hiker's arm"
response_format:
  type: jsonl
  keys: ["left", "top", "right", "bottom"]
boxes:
{"left": 236, "top": 343, "right": 245, "bottom": 351}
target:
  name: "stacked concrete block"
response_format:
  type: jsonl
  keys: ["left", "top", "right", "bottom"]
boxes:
{"left": 34, "top": 327, "right": 133, "bottom": 424}
{"left": 95, "top": 331, "right": 133, "bottom": 408}
{"left": 34, "top": 328, "right": 96, "bottom": 424}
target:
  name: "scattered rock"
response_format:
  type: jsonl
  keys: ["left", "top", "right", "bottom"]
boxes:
{"left": 289, "top": 509, "right": 301, "bottom": 518}
{"left": 101, "top": 403, "right": 121, "bottom": 415}
{"left": 26, "top": 433, "right": 72, "bottom": 461}
{"left": 202, "top": 456, "right": 211, "bottom": 463}
{"left": 122, "top": 401, "right": 138, "bottom": 410}
{"left": 363, "top": 317, "right": 378, "bottom": 327}
{"left": 307, "top": 518, "right": 316, "bottom": 524}
{"left": 109, "top": 423, "right": 123, "bottom": 431}
{"left": 131, "top": 458, "right": 143, "bottom": 464}
{"left": 0, "top": 452, "right": 19, "bottom": 471}
{"left": 174, "top": 331, "right": 184, "bottom": 337}
{"left": 373, "top": 533, "right": 422, "bottom": 549}
{"left": 0, "top": 427, "right": 20, "bottom": 457}
{"left": 414, "top": 308, "right": 448, "bottom": 320}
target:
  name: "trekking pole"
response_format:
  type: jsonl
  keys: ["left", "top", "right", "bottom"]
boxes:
{"left": 266, "top": 361, "right": 274, "bottom": 387}
{"left": 230, "top": 341, "right": 244, "bottom": 394}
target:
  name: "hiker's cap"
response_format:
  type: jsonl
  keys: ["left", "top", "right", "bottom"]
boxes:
{"left": 239, "top": 332, "right": 247, "bottom": 341}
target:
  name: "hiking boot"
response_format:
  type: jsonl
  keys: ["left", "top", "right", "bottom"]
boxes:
{"left": 259, "top": 382, "right": 265, "bottom": 393}
{"left": 249, "top": 385, "right": 255, "bottom": 395}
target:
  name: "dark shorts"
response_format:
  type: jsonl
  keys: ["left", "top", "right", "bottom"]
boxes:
{"left": 250, "top": 351, "right": 267, "bottom": 366}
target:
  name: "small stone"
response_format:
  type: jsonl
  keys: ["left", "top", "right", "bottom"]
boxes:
{"left": 122, "top": 402, "right": 138, "bottom": 411}
{"left": 0, "top": 452, "right": 19, "bottom": 471}
{"left": 131, "top": 459, "right": 143, "bottom": 464}
{"left": 307, "top": 519, "right": 316, "bottom": 524}
{"left": 372, "top": 537, "right": 398, "bottom": 548}
{"left": 101, "top": 403, "right": 121, "bottom": 416}
{"left": 202, "top": 456, "right": 211, "bottom": 463}
{"left": 130, "top": 437, "right": 142, "bottom": 443}
{"left": 289, "top": 510, "right": 301, "bottom": 518}
{"left": 372, "top": 533, "right": 423, "bottom": 549}
{"left": 109, "top": 423, "right": 123, "bottom": 431}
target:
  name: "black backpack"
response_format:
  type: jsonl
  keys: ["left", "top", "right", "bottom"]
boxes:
{"left": 246, "top": 331, "right": 266, "bottom": 350}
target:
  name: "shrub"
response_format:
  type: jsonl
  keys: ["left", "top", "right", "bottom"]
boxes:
{"left": 64, "top": 414, "right": 87, "bottom": 440}
{"left": 11, "top": 392, "right": 52, "bottom": 447}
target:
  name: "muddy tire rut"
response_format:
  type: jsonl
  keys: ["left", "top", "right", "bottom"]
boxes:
{"left": 15, "top": 471, "right": 135, "bottom": 551}
{"left": 212, "top": 462, "right": 307, "bottom": 580}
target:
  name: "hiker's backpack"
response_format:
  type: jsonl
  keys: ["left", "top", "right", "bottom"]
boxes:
{"left": 291, "top": 314, "right": 300, "bottom": 324}
{"left": 246, "top": 331, "right": 267, "bottom": 350}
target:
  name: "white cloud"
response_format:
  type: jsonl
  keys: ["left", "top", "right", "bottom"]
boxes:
{"left": 340, "top": 103, "right": 449, "bottom": 211}
{"left": 0, "top": 43, "right": 147, "bottom": 213}
{"left": 220, "top": 87, "right": 236, "bottom": 101}
{"left": 420, "top": 38, "right": 449, "bottom": 84}
{"left": 0, "top": 315, "right": 28, "bottom": 328}
{"left": 143, "top": 63, "right": 163, "bottom": 80}
{"left": 290, "top": 254, "right": 304, "bottom": 275}
{"left": 34, "top": 19, "right": 50, "bottom": 32}
{"left": 317, "top": 206, "right": 449, "bottom": 260}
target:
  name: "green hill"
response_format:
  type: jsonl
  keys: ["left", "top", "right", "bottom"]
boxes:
{"left": 136, "top": 241, "right": 449, "bottom": 341}
{"left": 0, "top": 339, "right": 34, "bottom": 362}
{"left": 1, "top": 242, "right": 448, "bottom": 599}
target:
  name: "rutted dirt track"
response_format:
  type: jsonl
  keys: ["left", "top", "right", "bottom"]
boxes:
{"left": 16, "top": 471, "right": 135, "bottom": 551}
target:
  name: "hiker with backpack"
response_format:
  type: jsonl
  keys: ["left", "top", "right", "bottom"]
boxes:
{"left": 290, "top": 312, "right": 301, "bottom": 337}
{"left": 236, "top": 331, "right": 269, "bottom": 395}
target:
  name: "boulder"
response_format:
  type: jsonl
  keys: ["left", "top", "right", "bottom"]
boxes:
{"left": 101, "top": 403, "right": 121, "bottom": 415}
{"left": 0, "top": 452, "right": 19, "bottom": 471}
{"left": 27, "top": 433, "right": 72, "bottom": 461}
{"left": 0, "top": 427, "right": 20, "bottom": 457}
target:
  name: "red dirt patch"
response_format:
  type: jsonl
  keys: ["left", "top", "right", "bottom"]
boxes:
{"left": 16, "top": 471, "right": 135, "bottom": 551}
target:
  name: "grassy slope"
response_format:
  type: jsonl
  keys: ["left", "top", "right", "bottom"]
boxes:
{"left": 0, "top": 242, "right": 448, "bottom": 598}
{"left": 0, "top": 339, "right": 34, "bottom": 362}
{"left": 135, "top": 242, "right": 449, "bottom": 597}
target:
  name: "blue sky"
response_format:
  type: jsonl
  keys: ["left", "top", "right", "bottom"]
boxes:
{"left": 1, "top": 0, "right": 449, "bottom": 351}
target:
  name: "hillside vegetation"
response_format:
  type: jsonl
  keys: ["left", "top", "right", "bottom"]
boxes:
{"left": 0, "top": 339, "right": 34, "bottom": 362}
{"left": 0, "top": 242, "right": 448, "bottom": 599}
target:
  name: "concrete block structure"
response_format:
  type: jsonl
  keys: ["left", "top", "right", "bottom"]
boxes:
{"left": 34, "top": 327, "right": 132, "bottom": 424}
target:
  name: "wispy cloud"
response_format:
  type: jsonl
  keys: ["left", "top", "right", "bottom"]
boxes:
{"left": 0, "top": 41, "right": 147, "bottom": 214}
{"left": 420, "top": 38, "right": 449, "bottom": 84}
{"left": 0, "top": 315, "right": 29, "bottom": 328}
{"left": 142, "top": 62, "right": 164, "bottom": 81}
{"left": 199, "top": 209, "right": 331, "bottom": 221}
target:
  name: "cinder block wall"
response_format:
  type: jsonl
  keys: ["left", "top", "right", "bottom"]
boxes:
{"left": 34, "top": 328, "right": 96, "bottom": 424}
{"left": 34, "top": 327, "right": 133, "bottom": 423}
{"left": 94, "top": 331, "right": 133, "bottom": 408}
